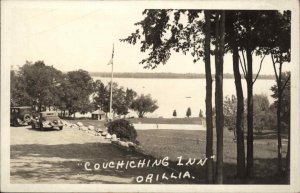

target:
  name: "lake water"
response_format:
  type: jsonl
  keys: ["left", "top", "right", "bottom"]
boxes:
{"left": 93, "top": 77, "right": 275, "bottom": 118}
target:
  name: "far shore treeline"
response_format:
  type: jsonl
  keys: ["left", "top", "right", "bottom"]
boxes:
{"left": 89, "top": 72, "right": 275, "bottom": 79}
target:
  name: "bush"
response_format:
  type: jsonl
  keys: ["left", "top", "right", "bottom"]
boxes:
{"left": 106, "top": 119, "right": 137, "bottom": 142}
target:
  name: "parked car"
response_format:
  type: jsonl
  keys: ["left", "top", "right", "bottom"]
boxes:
{"left": 10, "top": 106, "right": 33, "bottom": 126}
{"left": 31, "top": 111, "right": 63, "bottom": 131}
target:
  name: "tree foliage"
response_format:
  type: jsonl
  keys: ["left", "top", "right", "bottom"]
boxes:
{"left": 106, "top": 119, "right": 137, "bottom": 142}
{"left": 93, "top": 81, "right": 137, "bottom": 116}
{"left": 173, "top": 110, "right": 177, "bottom": 117}
{"left": 186, "top": 107, "right": 191, "bottom": 118}
{"left": 271, "top": 71, "right": 290, "bottom": 131}
{"left": 60, "top": 69, "right": 94, "bottom": 116}
{"left": 16, "top": 61, "right": 64, "bottom": 111}
{"left": 121, "top": 9, "right": 205, "bottom": 68}
{"left": 130, "top": 94, "right": 158, "bottom": 118}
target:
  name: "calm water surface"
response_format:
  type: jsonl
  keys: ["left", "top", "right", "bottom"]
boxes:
{"left": 93, "top": 77, "right": 275, "bottom": 118}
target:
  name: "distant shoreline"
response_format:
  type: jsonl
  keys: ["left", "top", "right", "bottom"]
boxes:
{"left": 90, "top": 72, "right": 275, "bottom": 80}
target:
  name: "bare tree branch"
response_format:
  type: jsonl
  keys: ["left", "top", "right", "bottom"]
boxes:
{"left": 271, "top": 53, "right": 279, "bottom": 81}
{"left": 238, "top": 53, "right": 247, "bottom": 79}
{"left": 252, "top": 53, "right": 266, "bottom": 84}
{"left": 241, "top": 50, "right": 248, "bottom": 74}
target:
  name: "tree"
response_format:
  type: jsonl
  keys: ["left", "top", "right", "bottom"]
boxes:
{"left": 199, "top": 109, "right": 203, "bottom": 118}
{"left": 214, "top": 11, "right": 225, "bottom": 184}
{"left": 93, "top": 80, "right": 110, "bottom": 113}
{"left": 204, "top": 10, "right": 214, "bottom": 183}
{"left": 173, "top": 110, "right": 177, "bottom": 117}
{"left": 93, "top": 80, "right": 137, "bottom": 117}
{"left": 225, "top": 11, "right": 246, "bottom": 178}
{"left": 271, "top": 71, "right": 291, "bottom": 175}
{"left": 252, "top": 94, "right": 272, "bottom": 133}
{"left": 63, "top": 69, "right": 94, "bottom": 117}
{"left": 224, "top": 95, "right": 238, "bottom": 137}
{"left": 10, "top": 70, "right": 32, "bottom": 107}
{"left": 121, "top": 9, "right": 217, "bottom": 183}
{"left": 186, "top": 107, "right": 191, "bottom": 118}
{"left": 18, "top": 61, "right": 64, "bottom": 111}
{"left": 232, "top": 11, "right": 280, "bottom": 177}
{"left": 268, "top": 11, "right": 291, "bottom": 175}
{"left": 130, "top": 94, "right": 158, "bottom": 118}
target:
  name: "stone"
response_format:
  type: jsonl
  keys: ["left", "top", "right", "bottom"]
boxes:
{"left": 76, "top": 122, "right": 83, "bottom": 127}
{"left": 102, "top": 131, "right": 108, "bottom": 136}
{"left": 111, "top": 134, "right": 117, "bottom": 139}
{"left": 105, "top": 133, "right": 112, "bottom": 139}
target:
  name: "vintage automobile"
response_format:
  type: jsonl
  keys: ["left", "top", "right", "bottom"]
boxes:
{"left": 10, "top": 106, "right": 33, "bottom": 126}
{"left": 31, "top": 111, "right": 63, "bottom": 131}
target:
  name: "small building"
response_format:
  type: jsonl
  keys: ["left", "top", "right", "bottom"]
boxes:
{"left": 91, "top": 110, "right": 106, "bottom": 120}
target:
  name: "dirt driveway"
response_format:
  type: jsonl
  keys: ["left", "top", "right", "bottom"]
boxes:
{"left": 10, "top": 125, "right": 192, "bottom": 184}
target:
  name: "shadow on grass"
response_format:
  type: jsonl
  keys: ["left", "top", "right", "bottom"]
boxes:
{"left": 166, "top": 157, "right": 289, "bottom": 184}
{"left": 10, "top": 142, "right": 289, "bottom": 184}
{"left": 26, "top": 127, "right": 62, "bottom": 132}
{"left": 11, "top": 143, "right": 194, "bottom": 184}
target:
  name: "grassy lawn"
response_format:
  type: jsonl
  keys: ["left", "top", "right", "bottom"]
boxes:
{"left": 63, "top": 118, "right": 289, "bottom": 184}
{"left": 127, "top": 117, "right": 203, "bottom": 124}
{"left": 63, "top": 117, "right": 203, "bottom": 126}
{"left": 136, "top": 128, "right": 289, "bottom": 184}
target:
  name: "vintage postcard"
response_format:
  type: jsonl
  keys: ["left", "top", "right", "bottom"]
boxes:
{"left": 1, "top": 0, "right": 299, "bottom": 192}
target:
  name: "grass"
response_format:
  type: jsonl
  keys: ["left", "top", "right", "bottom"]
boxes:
{"left": 63, "top": 118, "right": 289, "bottom": 184}
{"left": 63, "top": 117, "right": 203, "bottom": 126}
{"left": 128, "top": 117, "right": 203, "bottom": 124}
{"left": 136, "top": 128, "right": 289, "bottom": 184}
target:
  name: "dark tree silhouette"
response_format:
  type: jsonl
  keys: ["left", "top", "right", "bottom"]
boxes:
{"left": 131, "top": 94, "right": 158, "bottom": 118}
{"left": 173, "top": 110, "right": 177, "bottom": 117}
{"left": 186, "top": 107, "right": 191, "bottom": 118}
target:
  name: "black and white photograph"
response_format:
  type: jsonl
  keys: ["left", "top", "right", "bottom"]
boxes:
{"left": 1, "top": 0, "right": 300, "bottom": 192}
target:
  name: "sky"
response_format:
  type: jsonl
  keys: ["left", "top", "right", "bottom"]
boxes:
{"left": 1, "top": 1, "right": 293, "bottom": 75}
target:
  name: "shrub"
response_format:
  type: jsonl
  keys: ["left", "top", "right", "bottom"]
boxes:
{"left": 106, "top": 119, "right": 137, "bottom": 142}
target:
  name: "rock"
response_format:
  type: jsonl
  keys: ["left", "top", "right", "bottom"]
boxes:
{"left": 76, "top": 122, "right": 83, "bottom": 127}
{"left": 71, "top": 124, "right": 79, "bottom": 129}
{"left": 105, "top": 133, "right": 112, "bottom": 139}
{"left": 95, "top": 128, "right": 103, "bottom": 133}
{"left": 110, "top": 134, "right": 118, "bottom": 141}
{"left": 102, "top": 131, "right": 108, "bottom": 136}
{"left": 118, "top": 141, "right": 129, "bottom": 148}
{"left": 111, "top": 134, "right": 117, "bottom": 139}
{"left": 88, "top": 125, "right": 94, "bottom": 130}
{"left": 127, "top": 141, "right": 135, "bottom": 147}
{"left": 80, "top": 126, "right": 88, "bottom": 131}
{"left": 61, "top": 120, "right": 69, "bottom": 126}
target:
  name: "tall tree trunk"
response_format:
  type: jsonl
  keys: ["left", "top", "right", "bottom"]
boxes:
{"left": 246, "top": 47, "right": 253, "bottom": 177}
{"left": 227, "top": 11, "right": 246, "bottom": 178}
{"left": 245, "top": 13, "right": 254, "bottom": 177}
{"left": 215, "top": 11, "right": 225, "bottom": 184}
{"left": 204, "top": 10, "right": 214, "bottom": 184}
{"left": 277, "top": 63, "right": 283, "bottom": 174}
{"left": 234, "top": 48, "right": 246, "bottom": 178}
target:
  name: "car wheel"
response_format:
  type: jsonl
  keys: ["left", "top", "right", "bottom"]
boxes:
{"left": 23, "top": 114, "right": 32, "bottom": 123}
{"left": 59, "top": 126, "right": 63, "bottom": 130}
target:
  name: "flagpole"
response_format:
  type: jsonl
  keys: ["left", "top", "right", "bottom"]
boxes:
{"left": 109, "top": 44, "right": 114, "bottom": 120}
